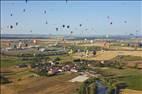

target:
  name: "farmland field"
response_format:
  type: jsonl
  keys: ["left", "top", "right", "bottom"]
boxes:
{"left": 1, "top": 73, "right": 81, "bottom": 94}
{"left": 97, "top": 68, "right": 142, "bottom": 90}
{"left": 73, "top": 51, "right": 142, "bottom": 60}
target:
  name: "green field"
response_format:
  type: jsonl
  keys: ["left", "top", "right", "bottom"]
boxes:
{"left": 1, "top": 56, "right": 31, "bottom": 68}
{"left": 97, "top": 68, "right": 142, "bottom": 90}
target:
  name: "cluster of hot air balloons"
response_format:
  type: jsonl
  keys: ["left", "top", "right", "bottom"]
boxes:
{"left": 3, "top": 0, "right": 140, "bottom": 38}
{"left": 107, "top": 16, "right": 128, "bottom": 25}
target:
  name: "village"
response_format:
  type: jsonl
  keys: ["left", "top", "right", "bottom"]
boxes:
{"left": 1, "top": 0, "right": 142, "bottom": 94}
{"left": 1, "top": 36, "right": 142, "bottom": 94}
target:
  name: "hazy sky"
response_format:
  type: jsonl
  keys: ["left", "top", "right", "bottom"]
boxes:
{"left": 1, "top": 1, "right": 142, "bottom": 36}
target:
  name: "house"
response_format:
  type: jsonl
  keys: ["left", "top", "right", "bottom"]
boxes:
{"left": 70, "top": 68, "right": 78, "bottom": 72}
{"left": 128, "top": 42, "right": 142, "bottom": 47}
{"left": 39, "top": 48, "right": 46, "bottom": 52}
{"left": 16, "top": 64, "right": 28, "bottom": 68}
{"left": 48, "top": 67, "right": 59, "bottom": 75}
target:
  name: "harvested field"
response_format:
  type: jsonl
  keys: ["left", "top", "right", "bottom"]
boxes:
{"left": 73, "top": 51, "right": 142, "bottom": 60}
{"left": 1, "top": 73, "right": 81, "bottom": 94}
{"left": 121, "top": 89, "right": 142, "bottom": 94}
{"left": 126, "top": 61, "right": 142, "bottom": 69}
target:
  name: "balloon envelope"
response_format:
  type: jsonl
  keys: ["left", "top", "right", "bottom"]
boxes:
{"left": 16, "top": 22, "right": 18, "bottom": 26}
{"left": 67, "top": 25, "right": 70, "bottom": 28}
{"left": 45, "top": 21, "right": 48, "bottom": 24}
{"left": 10, "top": 25, "right": 13, "bottom": 29}
{"left": 44, "top": 10, "right": 46, "bottom": 14}
{"left": 62, "top": 25, "right": 65, "bottom": 28}
{"left": 23, "top": 9, "right": 26, "bottom": 12}
{"left": 56, "top": 28, "right": 58, "bottom": 31}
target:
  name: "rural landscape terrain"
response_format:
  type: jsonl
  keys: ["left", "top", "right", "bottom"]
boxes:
{"left": 1, "top": 0, "right": 142, "bottom": 94}
{"left": 1, "top": 35, "right": 142, "bottom": 94}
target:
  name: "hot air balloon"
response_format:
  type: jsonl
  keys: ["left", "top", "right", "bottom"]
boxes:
{"left": 45, "top": 21, "right": 48, "bottom": 24}
{"left": 56, "top": 28, "right": 58, "bottom": 31}
{"left": 129, "top": 33, "right": 134, "bottom": 36}
{"left": 62, "top": 25, "right": 65, "bottom": 28}
{"left": 7, "top": 25, "right": 9, "bottom": 28}
{"left": 67, "top": 25, "right": 70, "bottom": 28}
{"left": 23, "top": 9, "right": 26, "bottom": 12}
{"left": 79, "top": 24, "right": 82, "bottom": 27}
{"left": 10, "top": 13, "right": 13, "bottom": 16}
{"left": 110, "top": 22, "right": 112, "bottom": 25}
{"left": 124, "top": 20, "right": 127, "bottom": 23}
{"left": 25, "top": 0, "right": 28, "bottom": 4}
{"left": 44, "top": 10, "right": 46, "bottom": 14}
{"left": 107, "top": 16, "right": 110, "bottom": 19}
{"left": 70, "top": 31, "right": 73, "bottom": 34}
{"left": 16, "top": 22, "right": 18, "bottom": 26}
{"left": 10, "top": 25, "right": 13, "bottom": 29}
